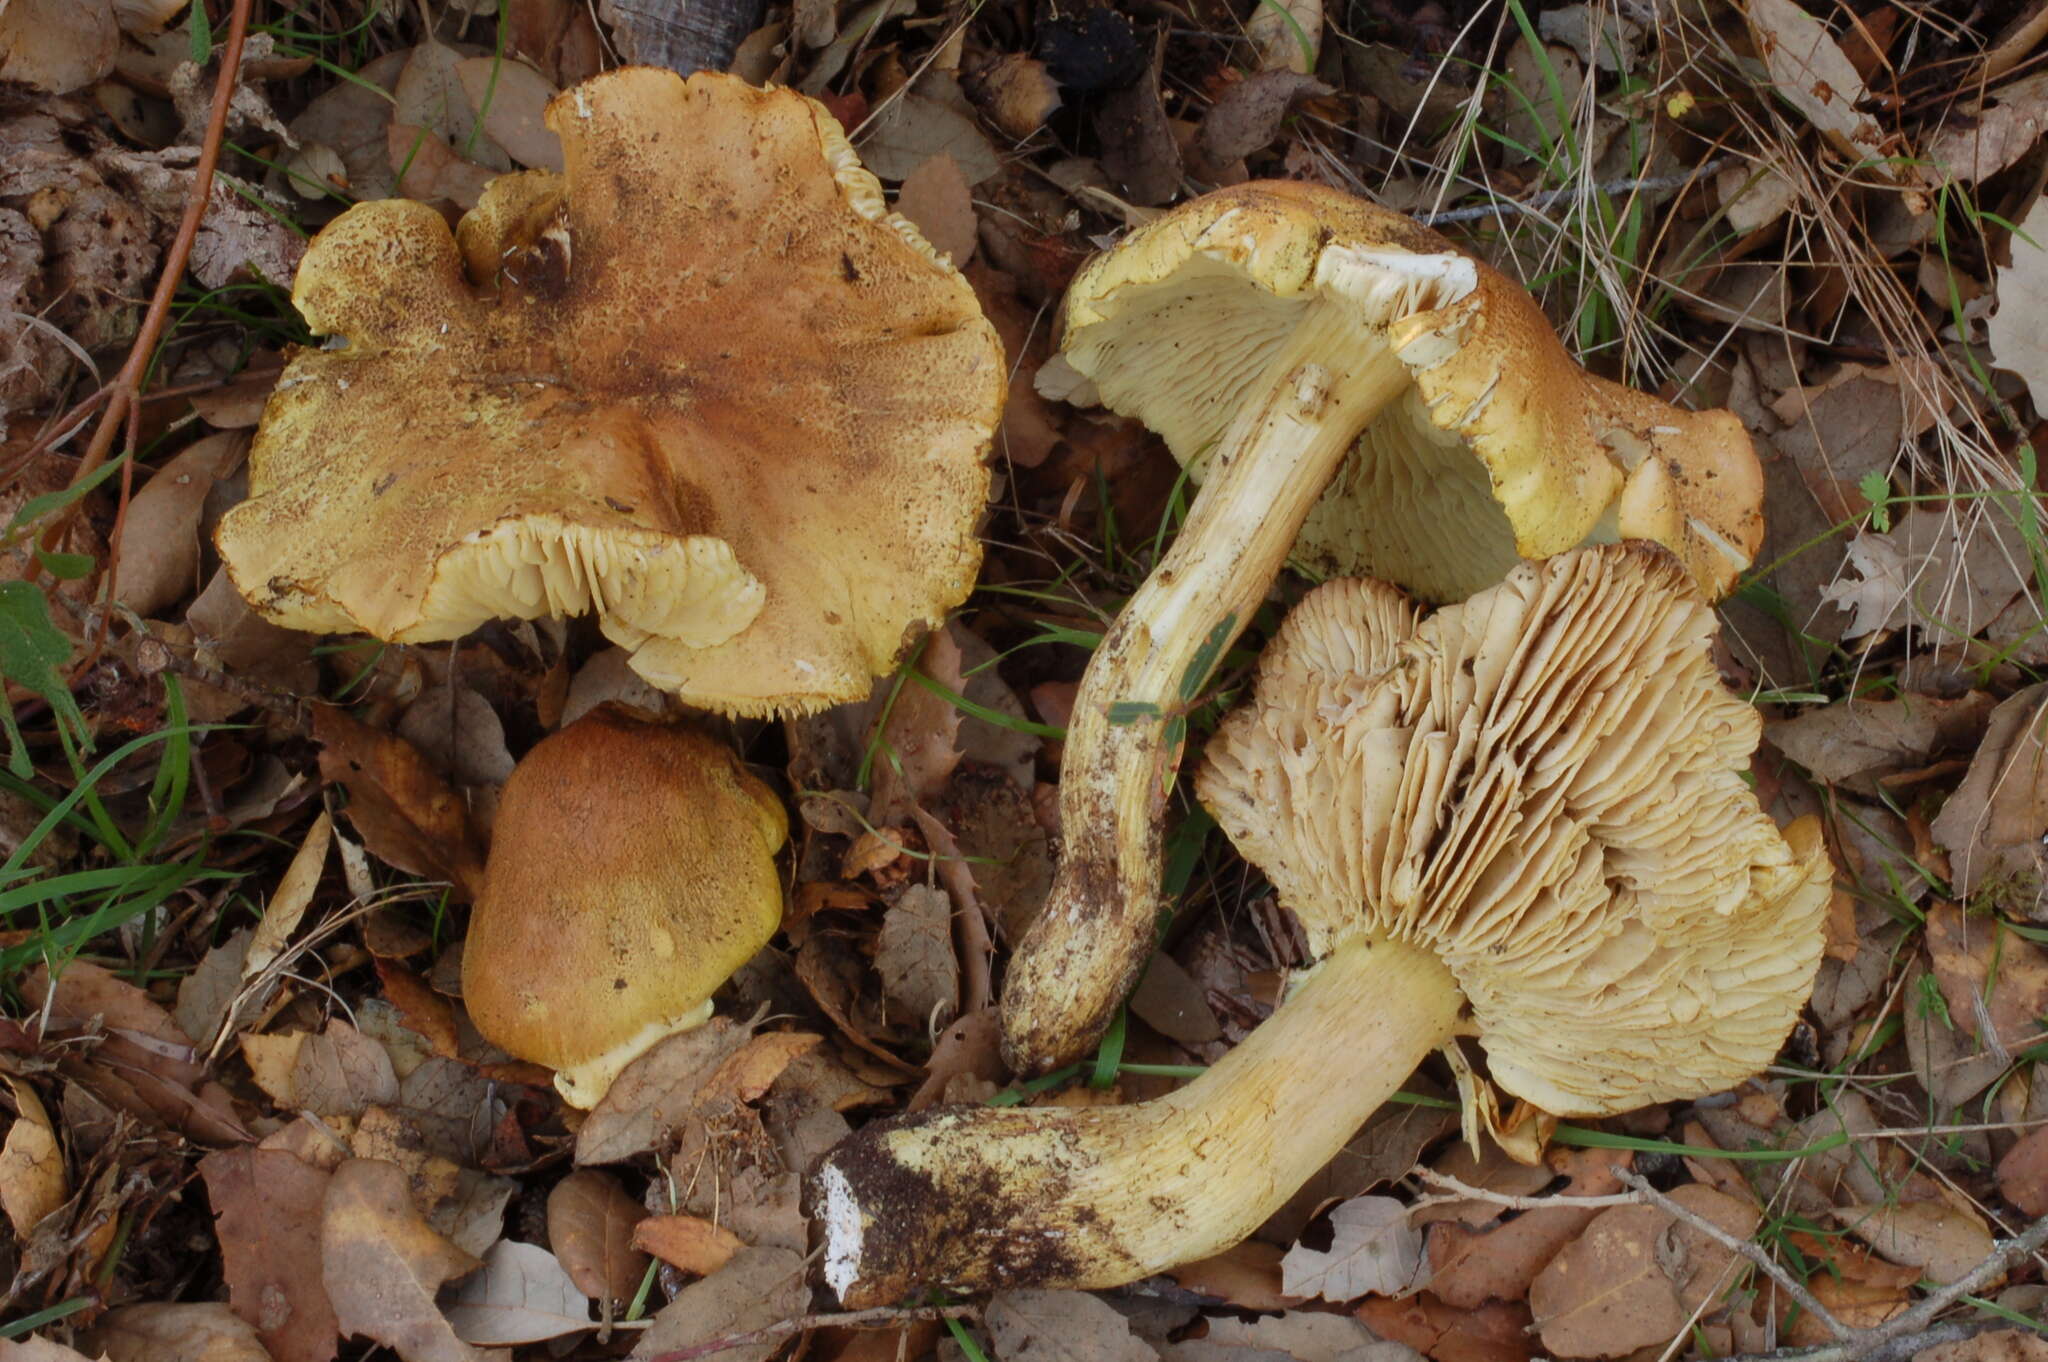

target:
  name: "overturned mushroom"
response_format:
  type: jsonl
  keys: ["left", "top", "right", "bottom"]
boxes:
{"left": 1005, "top": 181, "right": 1764, "bottom": 1072}
{"left": 462, "top": 706, "right": 786, "bottom": 1107}
{"left": 814, "top": 545, "right": 1830, "bottom": 1303}
{"left": 216, "top": 67, "right": 1003, "bottom": 717}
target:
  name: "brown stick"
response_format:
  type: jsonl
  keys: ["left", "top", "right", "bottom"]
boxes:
{"left": 638, "top": 1305, "right": 980, "bottom": 1362}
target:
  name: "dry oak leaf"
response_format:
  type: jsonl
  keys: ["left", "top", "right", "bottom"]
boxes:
{"left": 1426, "top": 1147, "right": 1631, "bottom": 1309}
{"left": 1924, "top": 902, "right": 2048, "bottom": 1052}
{"left": 245, "top": 810, "right": 331, "bottom": 981}
{"left": 985, "top": 1289, "right": 1158, "bottom": 1362}
{"left": 1280, "top": 1195, "right": 1428, "bottom": 1302}
{"left": 876, "top": 884, "right": 960, "bottom": 1029}
{"left": 1931, "top": 684, "right": 2048, "bottom": 921}
{"left": 313, "top": 705, "right": 486, "bottom": 900}
{"left": 443, "top": 1239, "right": 593, "bottom": 1346}
{"left": 82, "top": 1303, "right": 273, "bottom": 1362}
{"left": 1165, "top": 1241, "right": 1298, "bottom": 1313}
{"left": 1354, "top": 1294, "right": 1533, "bottom": 1362}
{"left": 320, "top": 1157, "right": 491, "bottom": 1362}
{"left": 546, "top": 1168, "right": 649, "bottom": 1303}
{"left": 1992, "top": 192, "right": 2048, "bottom": 406}
{"left": 893, "top": 154, "right": 976, "bottom": 268}
{"left": 1765, "top": 693, "right": 1994, "bottom": 791}
{"left": 1996, "top": 1126, "right": 2048, "bottom": 1216}
{"left": 1745, "top": 0, "right": 1894, "bottom": 169}
{"left": 633, "top": 1213, "right": 743, "bottom": 1276}
{"left": 628, "top": 1245, "right": 808, "bottom": 1362}
{"left": 290, "top": 1018, "right": 400, "bottom": 1118}
{"left": 1527, "top": 1184, "right": 1760, "bottom": 1359}
{"left": 1835, "top": 1197, "right": 1996, "bottom": 1286}
{"left": 1927, "top": 71, "right": 2048, "bottom": 185}
{"left": 199, "top": 1147, "right": 340, "bottom": 1362}
{"left": 0, "top": 1076, "right": 66, "bottom": 1238}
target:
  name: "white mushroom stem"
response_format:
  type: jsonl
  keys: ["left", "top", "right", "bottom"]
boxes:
{"left": 817, "top": 933, "right": 1463, "bottom": 1305}
{"left": 1004, "top": 312, "right": 1413, "bottom": 1073}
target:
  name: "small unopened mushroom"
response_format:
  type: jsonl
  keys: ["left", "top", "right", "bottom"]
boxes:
{"left": 216, "top": 67, "right": 1002, "bottom": 717}
{"left": 1005, "top": 181, "right": 1764, "bottom": 1072}
{"left": 813, "top": 545, "right": 1830, "bottom": 1303}
{"left": 462, "top": 706, "right": 786, "bottom": 1107}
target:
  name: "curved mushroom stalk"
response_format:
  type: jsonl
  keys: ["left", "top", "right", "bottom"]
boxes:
{"left": 815, "top": 934, "right": 1463, "bottom": 1305}
{"left": 1002, "top": 251, "right": 1473, "bottom": 1075}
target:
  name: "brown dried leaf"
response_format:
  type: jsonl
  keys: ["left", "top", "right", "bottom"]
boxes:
{"left": 868, "top": 628, "right": 965, "bottom": 826}
{"left": 291, "top": 1020, "right": 400, "bottom": 1119}
{"left": 1195, "top": 72, "right": 1330, "bottom": 170}
{"left": 1746, "top": 0, "right": 1892, "bottom": 167}
{"left": 546, "top": 1169, "right": 648, "bottom": 1303}
{"left": 876, "top": 884, "right": 959, "bottom": 1029}
{"left": 1164, "top": 1240, "right": 1296, "bottom": 1311}
{"left": 1821, "top": 508, "right": 2034, "bottom": 642}
{"left": 575, "top": 1020, "right": 754, "bottom": 1165}
{"left": 320, "top": 1158, "right": 485, "bottom": 1362}
{"left": 173, "top": 928, "right": 251, "bottom": 1052}
{"left": 443, "top": 1240, "right": 591, "bottom": 1345}
{"left": 454, "top": 58, "right": 561, "bottom": 171}
{"left": 1528, "top": 1185, "right": 1759, "bottom": 1358}
{"left": 242, "top": 1031, "right": 308, "bottom": 1106}
{"left": 985, "top": 1290, "right": 1157, "bottom": 1362}
{"left": 1355, "top": 1295, "right": 1533, "bottom": 1362}
{"left": 627, "top": 1246, "right": 808, "bottom": 1362}
{"left": 1994, "top": 193, "right": 2048, "bottom": 413}
{"left": 1925, "top": 902, "right": 2048, "bottom": 1051}
{"left": 1129, "top": 952, "right": 1220, "bottom": 1045}
{"left": 83, "top": 1303, "right": 272, "bottom": 1362}
{"left": 1931, "top": 684, "right": 2048, "bottom": 920}
{"left": 1427, "top": 1147, "right": 1632, "bottom": 1310}
{"left": 0, "top": 1338, "right": 101, "bottom": 1361}
{"left": 632, "top": 1213, "right": 742, "bottom": 1276}
{"left": 1997, "top": 1126, "right": 2048, "bottom": 1216}
{"left": 893, "top": 155, "right": 977, "bottom": 268}
{"left": 395, "top": 686, "right": 516, "bottom": 792}
{"left": 0, "top": 0, "right": 117, "bottom": 93}
{"left": 0, "top": 1077, "right": 66, "bottom": 1237}
{"left": 314, "top": 706, "right": 486, "bottom": 900}
{"left": 246, "top": 812, "right": 332, "bottom": 981}
{"left": 200, "top": 1147, "right": 340, "bottom": 1362}
{"left": 113, "top": 431, "right": 245, "bottom": 616}
{"left": 1765, "top": 693, "right": 1993, "bottom": 789}
{"left": 376, "top": 960, "right": 461, "bottom": 1060}
{"left": 1279, "top": 1196, "right": 1426, "bottom": 1302}
{"left": 1836, "top": 1198, "right": 1996, "bottom": 1285}
{"left": 856, "top": 94, "right": 1001, "bottom": 185}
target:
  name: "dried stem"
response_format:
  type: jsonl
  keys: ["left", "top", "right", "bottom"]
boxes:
{"left": 638, "top": 1305, "right": 980, "bottom": 1362}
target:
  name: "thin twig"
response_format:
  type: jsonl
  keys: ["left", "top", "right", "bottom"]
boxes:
{"left": 1721, "top": 1320, "right": 2006, "bottom": 1362}
{"left": 1412, "top": 1167, "right": 1643, "bottom": 1213}
{"left": 1613, "top": 1169, "right": 1849, "bottom": 1341}
{"left": 639, "top": 1305, "right": 980, "bottom": 1362}
{"left": 1417, "top": 156, "right": 1734, "bottom": 226}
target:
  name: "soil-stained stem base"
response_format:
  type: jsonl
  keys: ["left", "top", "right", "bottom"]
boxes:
{"left": 819, "top": 933, "right": 1464, "bottom": 1303}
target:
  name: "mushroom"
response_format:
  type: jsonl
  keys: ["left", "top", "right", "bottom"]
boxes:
{"left": 462, "top": 705, "right": 787, "bottom": 1107}
{"left": 216, "top": 67, "right": 1003, "bottom": 718}
{"left": 812, "top": 544, "right": 1830, "bottom": 1303}
{"left": 1005, "top": 181, "right": 1764, "bottom": 1072}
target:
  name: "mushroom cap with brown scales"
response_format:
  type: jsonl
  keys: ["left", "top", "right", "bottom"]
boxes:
{"left": 812, "top": 545, "right": 1830, "bottom": 1306}
{"left": 461, "top": 707, "right": 787, "bottom": 1108}
{"left": 215, "top": 67, "right": 1003, "bottom": 718}
{"left": 1054, "top": 181, "right": 1763, "bottom": 603}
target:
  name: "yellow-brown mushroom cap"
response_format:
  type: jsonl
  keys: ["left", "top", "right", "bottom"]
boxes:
{"left": 1056, "top": 182, "right": 1762, "bottom": 601}
{"left": 216, "top": 67, "right": 1003, "bottom": 716}
{"left": 1196, "top": 545, "right": 1831, "bottom": 1116}
{"left": 461, "top": 707, "right": 788, "bottom": 1107}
